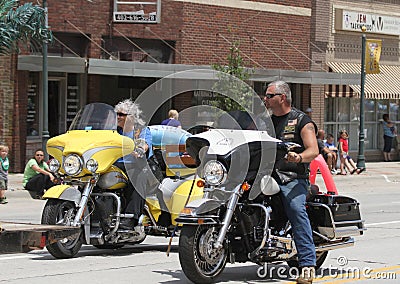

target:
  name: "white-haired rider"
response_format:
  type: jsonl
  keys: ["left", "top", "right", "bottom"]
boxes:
{"left": 114, "top": 99, "right": 153, "bottom": 229}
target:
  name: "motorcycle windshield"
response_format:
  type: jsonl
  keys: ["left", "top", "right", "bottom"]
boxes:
{"left": 186, "top": 110, "right": 278, "bottom": 201}
{"left": 69, "top": 103, "right": 117, "bottom": 131}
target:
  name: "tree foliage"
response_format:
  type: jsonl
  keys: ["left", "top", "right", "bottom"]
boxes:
{"left": 0, "top": 0, "right": 52, "bottom": 55}
{"left": 211, "top": 41, "right": 254, "bottom": 112}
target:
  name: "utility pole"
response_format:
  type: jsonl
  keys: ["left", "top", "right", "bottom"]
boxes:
{"left": 42, "top": 0, "right": 49, "bottom": 158}
{"left": 356, "top": 26, "right": 366, "bottom": 170}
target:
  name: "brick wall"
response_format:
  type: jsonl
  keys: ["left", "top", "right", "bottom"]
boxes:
{"left": 179, "top": 2, "right": 311, "bottom": 69}
{"left": 7, "top": 0, "right": 314, "bottom": 171}
{"left": 12, "top": 60, "right": 27, "bottom": 172}
{"left": 0, "top": 55, "right": 18, "bottom": 171}
{"left": 173, "top": 92, "right": 194, "bottom": 127}
{"left": 25, "top": 0, "right": 312, "bottom": 70}
{"left": 87, "top": 75, "right": 102, "bottom": 103}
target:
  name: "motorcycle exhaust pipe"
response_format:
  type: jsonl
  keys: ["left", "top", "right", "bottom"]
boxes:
{"left": 316, "top": 237, "right": 354, "bottom": 252}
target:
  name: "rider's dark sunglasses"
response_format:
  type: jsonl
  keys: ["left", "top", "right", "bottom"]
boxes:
{"left": 117, "top": 112, "right": 128, "bottom": 117}
{"left": 36, "top": 154, "right": 44, "bottom": 157}
{"left": 264, "top": 93, "right": 283, "bottom": 99}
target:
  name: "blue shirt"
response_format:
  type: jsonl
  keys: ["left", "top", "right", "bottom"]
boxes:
{"left": 161, "top": 118, "right": 181, "bottom": 128}
{"left": 383, "top": 121, "right": 396, "bottom": 138}
{"left": 324, "top": 141, "right": 337, "bottom": 152}
{"left": 117, "top": 127, "right": 153, "bottom": 163}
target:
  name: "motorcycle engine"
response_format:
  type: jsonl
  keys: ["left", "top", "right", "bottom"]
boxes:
{"left": 93, "top": 196, "right": 116, "bottom": 232}
{"left": 240, "top": 208, "right": 264, "bottom": 244}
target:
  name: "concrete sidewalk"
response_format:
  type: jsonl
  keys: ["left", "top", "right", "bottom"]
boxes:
{"left": 7, "top": 173, "right": 24, "bottom": 191}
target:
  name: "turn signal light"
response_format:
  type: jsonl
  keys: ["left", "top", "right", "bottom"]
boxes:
{"left": 241, "top": 182, "right": 250, "bottom": 191}
{"left": 196, "top": 180, "right": 205, "bottom": 187}
{"left": 181, "top": 207, "right": 193, "bottom": 215}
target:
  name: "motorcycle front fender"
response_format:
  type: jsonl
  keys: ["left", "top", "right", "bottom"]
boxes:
{"left": 42, "top": 184, "right": 81, "bottom": 205}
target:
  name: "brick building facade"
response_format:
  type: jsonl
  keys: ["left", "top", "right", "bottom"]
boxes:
{"left": 4, "top": 0, "right": 393, "bottom": 172}
{"left": 311, "top": 0, "right": 400, "bottom": 160}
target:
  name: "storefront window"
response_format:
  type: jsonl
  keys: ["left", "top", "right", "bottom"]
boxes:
{"left": 324, "top": 97, "right": 336, "bottom": 122}
{"left": 337, "top": 97, "right": 350, "bottom": 122}
{"left": 324, "top": 96, "right": 389, "bottom": 151}
{"left": 350, "top": 98, "right": 360, "bottom": 122}
{"left": 192, "top": 90, "right": 221, "bottom": 126}
{"left": 325, "top": 92, "right": 399, "bottom": 154}
{"left": 377, "top": 100, "right": 388, "bottom": 121}
{"left": 389, "top": 100, "right": 399, "bottom": 121}
{"left": 364, "top": 123, "right": 377, "bottom": 149}
{"left": 27, "top": 73, "right": 40, "bottom": 137}
{"left": 364, "top": 99, "right": 376, "bottom": 121}
{"left": 349, "top": 124, "right": 359, "bottom": 150}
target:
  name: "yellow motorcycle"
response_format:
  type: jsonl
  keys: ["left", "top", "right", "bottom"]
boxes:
{"left": 41, "top": 103, "right": 202, "bottom": 259}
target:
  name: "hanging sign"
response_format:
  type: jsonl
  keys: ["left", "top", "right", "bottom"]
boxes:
{"left": 365, "top": 39, "right": 381, "bottom": 74}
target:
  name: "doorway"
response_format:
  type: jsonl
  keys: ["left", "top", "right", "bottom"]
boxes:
{"left": 48, "top": 79, "right": 66, "bottom": 137}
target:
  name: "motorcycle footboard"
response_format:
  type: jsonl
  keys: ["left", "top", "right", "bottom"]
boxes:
{"left": 0, "top": 222, "right": 81, "bottom": 254}
{"left": 307, "top": 194, "right": 366, "bottom": 240}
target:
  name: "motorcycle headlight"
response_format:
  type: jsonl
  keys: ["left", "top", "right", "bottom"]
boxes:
{"left": 63, "top": 154, "right": 83, "bottom": 176}
{"left": 203, "top": 160, "right": 227, "bottom": 185}
{"left": 48, "top": 159, "right": 60, "bottom": 173}
{"left": 86, "top": 158, "right": 98, "bottom": 173}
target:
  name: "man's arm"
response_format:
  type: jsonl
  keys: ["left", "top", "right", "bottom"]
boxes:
{"left": 31, "top": 163, "right": 55, "bottom": 181}
{"left": 287, "top": 122, "right": 319, "bottom": 163}
{"left": 322, "top": 146, "right": 332, "bottom": 154}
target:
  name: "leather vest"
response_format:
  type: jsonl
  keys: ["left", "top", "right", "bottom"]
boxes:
{"left": 272, "top": 108, "right": 311, "bottom": 184}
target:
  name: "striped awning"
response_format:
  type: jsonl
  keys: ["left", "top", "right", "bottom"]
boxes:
{"left": 326, "top": 62, "right": 400, "bottom": 99}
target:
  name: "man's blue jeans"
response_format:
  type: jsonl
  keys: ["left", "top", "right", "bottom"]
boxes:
{"left": 279, "top": 178, "right": 316, "bottom": 267}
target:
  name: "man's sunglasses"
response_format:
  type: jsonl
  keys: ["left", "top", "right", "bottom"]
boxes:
{"left": 117, "top": 112, "right": 128, "bottom": 117}
{"left": 264, "top": 93, "right": 283, "bottom": 99}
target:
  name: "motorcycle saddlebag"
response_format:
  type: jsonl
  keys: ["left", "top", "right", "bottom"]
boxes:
{"left": 307, "top": 194, "right": 365, "bottom": 240}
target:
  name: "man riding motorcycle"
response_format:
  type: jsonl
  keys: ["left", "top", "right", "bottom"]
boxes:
{"left": 263, "top": 80, "right": 319, "bottom": 284}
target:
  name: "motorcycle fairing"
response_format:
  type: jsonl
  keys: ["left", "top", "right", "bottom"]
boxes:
{"left": 187, "top": 129, "right": 280, "bottom": 156}
{"left": 47, "top": 130, "right": 134, "bottom": 176}
{"left": 169, "top": 179, "right": 203, "bottom": 224}
{"left": 42, "top": 184, "right": 81, "bottom": 204}
{"left": 97, "top": 166, "right": 128, "bottom": 190}
{"left": 148, "top": 177, "right": 204, "bottom": 225}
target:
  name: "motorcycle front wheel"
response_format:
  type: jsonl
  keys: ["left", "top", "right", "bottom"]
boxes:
{"left": 41, "top": 199, "right": 83, "bottom": 259}
{"left": 179, "top": 225, "right": 227, "bottom": 284}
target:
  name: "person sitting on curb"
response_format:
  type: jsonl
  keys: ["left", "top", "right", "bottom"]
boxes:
{"left": 324, "top": 133, "right": 339, "bottom": 172}
{"left": 317, "top": 130, "right": 337, "bottom": 174}
{"left": 23, "top": 149, "right": 55, "bottom": 199}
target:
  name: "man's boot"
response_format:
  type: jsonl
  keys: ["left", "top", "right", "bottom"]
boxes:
{"left": 297, "top": 266, "right": 315, "bottom": 284}
{"left": 119, "top": 218, "right": 138, "bottom": 230}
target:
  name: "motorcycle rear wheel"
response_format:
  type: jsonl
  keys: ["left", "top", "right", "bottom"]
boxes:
{"left": 41, "top": 199, "right": 83, "bottom": 259}
{"left": 179, "top": 225, "right": 227, "bottom": 284}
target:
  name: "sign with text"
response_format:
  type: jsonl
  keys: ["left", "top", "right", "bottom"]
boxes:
{"left": 335, "top": 8, "right": 400, "bottom": 36}
{"left": 365, "top": 39, "right": 381, "bottom": 74}
{"left": 113, "top": 0, "right": 160, "bottom": 23}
